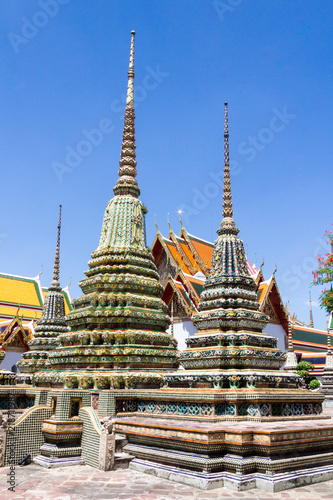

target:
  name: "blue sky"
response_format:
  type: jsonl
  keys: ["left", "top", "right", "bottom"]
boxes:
{"left": 1, "top": 0, "right": 332, "bottom": 329}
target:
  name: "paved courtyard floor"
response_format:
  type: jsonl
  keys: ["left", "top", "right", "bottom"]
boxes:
{"left": 1, "top": 463, "right": 333, "bottom": 500}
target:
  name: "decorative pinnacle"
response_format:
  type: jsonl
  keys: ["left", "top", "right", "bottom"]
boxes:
{"left": 327, "top": 316, "right": 332, "bottom": 355}
{"left": 218, "top": 102, "right": 237, "bottom": 235}
{"left": 309, "top": 291, "right": 314, "bottom": 328}
{"left": 127, "top": 30, "right": 135, "bottom": 106}
{"left": 327, "top": 328, "right": 332, "bottom": 355}
{"left": 287, "top": 319, "right": 294, "bottom": 352}
{"left": 114, "top": 30, "right": 140, "bottom": 197}
{"left": 170, "top": 300, "right": 174, "bottom": 337}
{"left": 287, "top": 302, "right": 294, "bottom": 352}
{"left": 51, "top": 205, "right": 62, "bottom": 289}
{"left": 222, "top": 102, "right": 233, "bottom": 219}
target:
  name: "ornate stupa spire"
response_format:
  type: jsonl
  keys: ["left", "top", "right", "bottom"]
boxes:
{"left": 284, "top": 303, "right": 298, "bottom": 371}
{"left": 51, "top": 205, "right": 61, "bottom": 289}
{"left": 219, "top": 103, "right": 238, "bottom": 235}
{"left": 126, "top": 30, "right": 135, "bottom": 106}
{"left": 37, "top": 32, "right": 178, "bottom": 385}
{"left": 287, "top": 316, "right": 294, "bottom": 352}
{"left": 114, "top": 30, "right": 140, "bottom": 198}
{"left": 309, "top": 291, "right": 314, "bottom": 328}
{"left": 179, "top": 103, "right": 282, "bottom": 373}
{"left": 327, "top": 324, "right": 332, "bottom": 356}
{"left": 222, "top": 102, "right": 233, "bottom": 219}
{"left": 170, "top": 300, "right": 174, "bottom": 338}
{"left": 191, "top": 103, "right": 268, "bottom": 337}
{"left": 18, "top": 206, "right": 68, "bottom": 375}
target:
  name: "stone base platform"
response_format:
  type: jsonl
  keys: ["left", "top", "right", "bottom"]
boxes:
{"left": 116, "top": 415, "right": 333, "bottom": 464}
{"left": 116, "top": 414, "right": 333, "bottom": 490}
{"left": 124, "top": 442, "right": 333, "bottom": 475}
{"left": 130, "top": 457, "right": 333, "bottom": 492}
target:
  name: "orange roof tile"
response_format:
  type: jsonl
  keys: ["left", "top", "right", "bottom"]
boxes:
{"left": 176, "top": 238, "right": 198, "bottom": 268}
{"left": 187, "top": 235, "right": 214, "bottom": 269}
{"left": 258, "top": 281, "right": 269, "bottom": 305}
{"left": 165, "top": 241, "right": 191, "bottom": 274}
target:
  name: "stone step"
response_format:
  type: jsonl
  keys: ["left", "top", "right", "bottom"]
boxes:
{"left": 114, "top": 452, "right": 135, "bottom": 470}
{"left": 115, "top": 433, "right": 127, "bottom": 440}
{"left": 115, "top": 434, "right": 128, "bottom": 452}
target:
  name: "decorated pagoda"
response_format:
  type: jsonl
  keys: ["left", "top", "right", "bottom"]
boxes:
{"left": 33, "top": 31, "right": 178, "bottom": 391}
{"left": 116, "top": 103, "right": 322, "bottom": 412}
{"left": 18, "top": 206, "right": 68, "bottom": 375}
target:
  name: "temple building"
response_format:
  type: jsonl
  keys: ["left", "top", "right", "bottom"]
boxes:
{"left": 152, "top": 221, "right": 288, "bottom": 351}
{"left": 291, "top": 319, "right": 330, "bottom": 376}
{"left": 0, "top": 268, "right": 71, "bottom": 371}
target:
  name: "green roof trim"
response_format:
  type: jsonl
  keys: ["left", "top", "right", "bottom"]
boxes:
{"left": 0, "top": 299, "right": 42, "bottom": 310}
{"left": 293, "top": 328, "right": 328, "bottom": 347}
{"left": 294, "top": 345, "right": 327, "bottom": 352}
{"left": 190, "top": 281, "right": 204, "bottom": 298}
{"left": 179, "top": 288, "right": 192, "bottom": 307}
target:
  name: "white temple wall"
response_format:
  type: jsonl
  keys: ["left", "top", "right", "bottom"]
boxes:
{"left": 170, "top": 320, "right": 287, "bottom": 353}
{"left": 168, "top": 320, "right": 198, "bottom": 352}
{"left": 262, "top": 323, "right": 287, "bottom": 351}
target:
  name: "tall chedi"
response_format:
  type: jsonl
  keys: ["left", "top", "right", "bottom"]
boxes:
{"left": 189, "top": 103, "right": 269, "bottom": 343}
{"left": 157, "top": 105, "right": 324, "bottom": 420}
{"left": 177, "top": 103, "right": 281, "bottom": 375}
{"left": 35, "top": 31, "right": 178, "bottom": 389}
{"left": 19, "top": 206, "right": 68, "bottom": 374}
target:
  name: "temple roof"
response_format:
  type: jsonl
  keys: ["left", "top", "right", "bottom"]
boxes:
{"left": 292, "top": 323, "right": 329, "bottom": 352}
{"left": 0, "top": 316, "right": 33, "bottom": 352}
{"left": 286, "top": 318, "right": 331, "bottom": 376}
{"left": 0, "top": 272, "right": 72, "bottom": 323}
{"left": 152, "top": 222, "right": 288, "bottom": 331}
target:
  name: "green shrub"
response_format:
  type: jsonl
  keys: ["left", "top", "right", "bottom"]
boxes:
{"left": 296, "top": 361, "right": 319, "bottom": 389}
{"left": 309, "top": 379, "right": 321, "bottom": 390}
